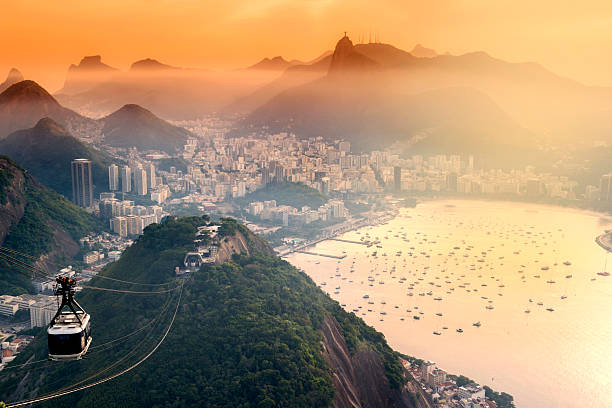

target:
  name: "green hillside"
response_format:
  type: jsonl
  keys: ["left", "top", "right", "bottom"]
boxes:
{"left": 0, "top": 216, "right": 404, "bottom": 407}
{"left": 236, "top": 182, "right": 328, "bottom": 209}
{"left": 0, "top": 118, "right": 117, "bottom": 199}
{"left": 0, "top": 156, "right": 104, "bottom": 294}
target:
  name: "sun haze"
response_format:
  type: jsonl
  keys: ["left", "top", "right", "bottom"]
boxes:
{"left": 3, "top": 0, "right": 612, "bottom": 89}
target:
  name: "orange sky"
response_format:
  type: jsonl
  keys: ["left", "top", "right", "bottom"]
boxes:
{"left": 3, "top": 0, "right": 612, "bottom": 91}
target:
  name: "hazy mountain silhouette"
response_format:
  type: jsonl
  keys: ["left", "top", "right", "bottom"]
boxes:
{"left": 56, "top": 58, "right": 277, "bottom": 119}
{"left": 410, "top": 44, "right": 438, "bottom": 58}
{"left": 0, "top": 80, "right": 95, "bottom": 138}
{"left": 100, "top": 104, "right": 192, "bottom": 152}
{"left": 248, "top": 56, "right": 296, "bottom": 71}
{"left": 130, "top": 58, "right": 178, "bottom": 71}
{"left": 242, "top": 36, "right": 541, "bottom": 165}
{"left": 0, "top": 118, "right": 116, "bottom": 198}
{"left": 329, "top": 35, "right": 378, "bottom": 73}
{"left": 0, "top": 68, "right": 24, "bottom": 93}
{"left": 58, "top": 55, "right": 118, "bottom": 95}
{"left": 242, "top": 35, "right": 612, "bottom": 156}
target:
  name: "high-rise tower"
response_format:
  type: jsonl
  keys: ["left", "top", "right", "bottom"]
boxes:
{"left": 71, "top": 158, "right": 93, "bottom": 208}
{"left": 108, "top": 164, "right": 119, "bottom": 191}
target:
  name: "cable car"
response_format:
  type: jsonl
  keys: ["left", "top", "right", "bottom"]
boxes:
{"left": 48, "top": 276, "right": 92, "bottom": 361}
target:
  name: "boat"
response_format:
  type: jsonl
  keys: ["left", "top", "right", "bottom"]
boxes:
{"left": 563, "top": 261, "right": 571, "bottom": 266}
{"left": 433, "top": 331, "right": 442, "bottom": 336}
{"left": 473, "top": 321, "right": 481, "bottom": 327}
{"left": 597, "top": 272, "right": 610, "bottom": 277}
{"left": 524, "top": 309, "right": 531, "bottom": 313}
{"left": 362, "top": 294, "right": 369, "bottom": 299}
{"left": 565, "top": 275, "right": 572, "bottom": 279}
{"left": 413, "top": 316, "right": 420, "bottom": 320}
{"left": 435, "top": 313, "right": 443, "bottom": 317}
{"left": 546, "top": 307, "right": 554, "bottom": 312}
{"left": 456, "top": 328, "right": 463, "bottom": 333}
{"left": 485, "top": 305, "right": 494, "bottom": 310}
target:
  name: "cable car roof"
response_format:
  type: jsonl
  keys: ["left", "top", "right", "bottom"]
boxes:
{"left": 48, "top": 313, "right": 90, "bottom": 335}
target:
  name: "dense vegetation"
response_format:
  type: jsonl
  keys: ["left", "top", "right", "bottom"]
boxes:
{"left": 0, "top": 118, "right": 118, "bottom": 199}
{"left": 236, "top": 182, "right": 328, "bottom": 210}
{"left": 0, "top": 216, "right": 405, "bottom": 407}
{"left": 0, "top": 156, "right": 104, "bottom": 294}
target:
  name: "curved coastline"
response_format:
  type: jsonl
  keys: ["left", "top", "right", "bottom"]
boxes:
{"left": 595, "top": 232, "right": 612, "bottom": 253}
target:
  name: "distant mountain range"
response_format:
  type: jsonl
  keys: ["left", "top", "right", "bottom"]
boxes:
{"left": 58, "top": 55, "right": 118, "bottom": 95}
{"left": 54, "top": 56, "right": 280, "bottom": 119}
{"left": 238, "top": 35, "right": 612, "bottom": 161}
{"left": 248, "top": 56, "right": 297, "bottom": 71}
{"left": 0, "top": 118, "right": 117, "bottom": 198}
{"left": 5, "top": 36, "right": 612, "bottom": 164}
{"left": 0, "top": 80, "right": 96, "bottom": 139}
{"left": 0, "top": 80, "right": 194, "bottom": 154}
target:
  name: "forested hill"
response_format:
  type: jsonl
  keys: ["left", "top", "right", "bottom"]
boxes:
{"left": 0, "top": 118, "right": 117, "bottom": 199}
{"left": 236, "top": 182, "right": 328, "bottom": 209}
{"left": 0, "top": 216, "right": 416, "bottom": 408}
{"left": 0, "top": 156, "right": 104, "bottom": 294}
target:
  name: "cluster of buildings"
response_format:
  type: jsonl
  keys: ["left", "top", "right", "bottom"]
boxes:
{"left": 387, "top": 155, "right": 576, "bottom": 199}
{"left": 404, "top": 359, "right": 497, "bottom": 408}
{"left": 98, "top": 194, "right": 166, "bottom": 237}
{"left": 79, "top": 232, "right": 133, "bottom": 265}
{"left": 0, "top": 293, "right": 58, "bottom": 329}
{"left": 1, "top": 335, "right": 35, "bottom": 370}
{"left": 245, "top": 199, "right": 347, "bottom": 227}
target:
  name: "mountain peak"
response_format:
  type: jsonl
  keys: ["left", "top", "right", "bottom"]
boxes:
{"left": 69, "top": 55, "right": 117, "bottom": 72}
{"left": 115, "top": 103, "right": 155, "bottom": 117}
{"left": 410, "top": 44, "right": 438, "bottom": 58}
{"left": 0, "top": 68, "right": 25, "bottom": 93}
{"left": 130, "top": 58, "right": 176, "bottom": 71}
{"left": 5, "top": 68, "right": 23, "bottom": 82}
{"left": 329, "top": 35, "right": 378, "bottom": 74}
{"left": 33, "top": 117, "right": 65, "bottom": 133}
{"left": 248, "top": 56, "right": 293, "bottom": 71}
{"left": 0, "top": 80, "right": 57, "bottom": 104}
{"left": 101, "top": 103, "right": 190, "bottom": 153}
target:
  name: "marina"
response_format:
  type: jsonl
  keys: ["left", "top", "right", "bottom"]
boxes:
{"left": 287, "top": 200, "right": 612, "bottom": 408}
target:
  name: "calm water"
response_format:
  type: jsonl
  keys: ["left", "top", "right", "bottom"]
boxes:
{"left": 286, "top": 200, "right": 612, "bottom": 408}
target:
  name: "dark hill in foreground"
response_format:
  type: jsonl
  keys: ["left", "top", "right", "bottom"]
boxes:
{"left": 0, "top": 217, "right": 416, "bottom": 408}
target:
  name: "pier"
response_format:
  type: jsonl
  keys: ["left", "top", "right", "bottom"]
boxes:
{"left": 295, "top": 251, "right": 347, "bottom": 259}
{"left": 328, "top": 238, "right": 372, "bottom": 245}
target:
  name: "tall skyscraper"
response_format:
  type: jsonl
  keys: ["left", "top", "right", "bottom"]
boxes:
{"left": 600, "top": 173, "right": 612, "bottom": 201}
{"left": 108, "top": 164, "right": 119, "bottom": 191}
{"left": 134, "top": 168, "right": 148, "bottom": 196}
{"left": 71, "top": 158, "right": 93, "bottom": 208}
{"left": 393, "top": 166, "right": 402, "bottom": 192}
{"left": 121, "top": 166, "right": 131, "bottom": 193}
{"left": 146, "top": 163, "right": 157, "bottom": 189}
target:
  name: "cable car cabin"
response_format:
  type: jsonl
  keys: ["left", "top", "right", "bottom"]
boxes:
{"left": 47, "top": 275, "right": 93, "bottom": 361}
{"left": 48, "top": 311, "right": 91, "bottom": 361}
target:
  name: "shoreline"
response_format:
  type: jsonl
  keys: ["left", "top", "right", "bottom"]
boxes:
{"left": 595, "top": 232, "right": 612, "bottom": 253}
